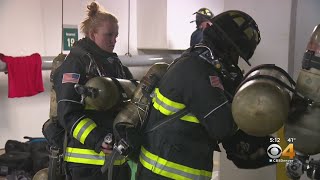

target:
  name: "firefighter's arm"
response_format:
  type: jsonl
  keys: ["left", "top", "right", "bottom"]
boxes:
{"left": 54, "top": 56, "right": 107, "bottom": 153}
{"left": 184, "top": 69, "right": 236, "bottom": 140}
{"left": 184, "top": 66, "right": 275, "bottom": 168}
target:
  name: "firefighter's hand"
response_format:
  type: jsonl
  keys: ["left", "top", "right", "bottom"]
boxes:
{"left": 221, "top": 129, "right": 274, "bottom": 169}
{"left": 101, "top": 142, "right": 113, "bottom": 154}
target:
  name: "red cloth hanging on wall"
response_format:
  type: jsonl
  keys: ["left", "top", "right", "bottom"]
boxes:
{"left": 0, "top": 53, "right": 44, "bottom": 98}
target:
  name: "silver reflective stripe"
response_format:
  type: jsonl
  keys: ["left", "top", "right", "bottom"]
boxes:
{"left": 58, "top": 99, "right": 82, "bottom": 104}
{"left": 76, "top": 119, "right": 95, "bottom": 140}
{"left": 140, "top": 151, "right": 211, "bottom": 180}
{"left": 203, "top": 101, "right": 228, "bottom": 118}
{"left": 65, "top": 152, "right": 104, "bottom": 160}
{"left": 154, "top": 94, "right": 181, "bottom": 113}
{"left": 65, "top": 152, "right": 126, "bottom": 161}
{"left": 64, "top": 147, "right": 127, "bottom": 166}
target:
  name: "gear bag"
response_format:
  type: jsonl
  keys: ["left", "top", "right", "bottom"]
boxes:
{"left": 0, "top": 137, "right": 49, "bottom": 177}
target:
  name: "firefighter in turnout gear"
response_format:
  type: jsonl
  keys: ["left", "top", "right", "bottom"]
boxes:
{"left": 136, "top": 10, "right": 274, "bottom": 180}
{"left": 190, "top": 8, "right": 214, "bottom": 46}
{"left": 53, "top": 2, "right": 132, "bottom": 180}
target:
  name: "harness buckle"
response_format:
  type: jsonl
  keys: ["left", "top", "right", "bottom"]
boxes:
{"left": 114, "top": 139, "right": 130, "bottom": 156}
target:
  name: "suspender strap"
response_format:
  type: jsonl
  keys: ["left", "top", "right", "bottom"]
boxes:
{"left": 144, "top": 108, "right": 189, "bottom": 133}
{"left": 110, "top": 77, "right": 129, "bottom": 101}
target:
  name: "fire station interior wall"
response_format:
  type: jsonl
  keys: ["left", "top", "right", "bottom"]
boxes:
{"left": 136, "top": 0, "right": 225, "bottom": 50}
{"left": 0, "top": 0, "right": 319, "bottom": 180}
{"left": 0, "top": 0, "right": 138, "bottom": 56}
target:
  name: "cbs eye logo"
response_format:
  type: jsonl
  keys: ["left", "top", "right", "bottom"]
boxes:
{"left": 267, "top": 144, "right": 282, "bottom": 159}
{"left": 267, "top": 144, "right": 295, "bottom": 159}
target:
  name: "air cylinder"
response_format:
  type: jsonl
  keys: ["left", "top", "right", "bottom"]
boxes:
{"left": 232, "top": 64, "right": 294, "bottom": 136}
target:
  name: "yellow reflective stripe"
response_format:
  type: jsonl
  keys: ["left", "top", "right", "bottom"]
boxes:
{"left": 153, "top": 99, "right": 174, "bottom": 116}
{"left": 66, "top": 147, "right": 104, "bottom": 155}
{"left": 153, "top": 88, "right": 184, "bottom": 115}
{"left": 153, "top": 88, "right": 200, "bottom": 124}
{"left": 72, "top": 119, "right": 88, "bottom": 139}
{"left": 65, "top": 156, "right": 104, "bottom": 165}
{"left": 80, "top": 123, "right": 96, "bottom": 144}
{"left": 141, "top": 146, "right": 209, "bottom": 176}
{"left": 181, "top": 114, "right": 200, "bottom": 123}
{"left": 139, "top": 156, "right": 190, "bottom": 180}
{"left": 64, "top": 147, "right": 105, "bottom": 165}
{"left": 72, "top": 118, "right": 97, "bottom": 144}
{"left": 64, "top": 147, "right": 127, "bottom": 166}
{"left": 154, "top": 88, "right": 185, "bottom": 109}
{"left": 140, "top": 146, "right": 212, "bottom": 179}
{"left": 114, "top": 158, "right": 127, "bottom": 165}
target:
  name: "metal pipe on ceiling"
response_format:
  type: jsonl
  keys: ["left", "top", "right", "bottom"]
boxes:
{"left": 0, "top": 54, "right": 177, "bottom": 72}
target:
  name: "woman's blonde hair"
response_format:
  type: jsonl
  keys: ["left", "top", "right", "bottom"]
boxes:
{"left": 80, "top": 1, "right": 118, "bottom": 37}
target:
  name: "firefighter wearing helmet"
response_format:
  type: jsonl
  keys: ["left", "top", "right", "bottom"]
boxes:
{"left": 190, "top": 8, "right": 214, "bottom": 46}
{"left": 136, "top": 10, "right": 275, "bottom": 180}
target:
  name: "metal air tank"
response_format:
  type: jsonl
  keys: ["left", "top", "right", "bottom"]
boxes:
{"left": 232, "top": 64, "right": 295, "bottom": 136}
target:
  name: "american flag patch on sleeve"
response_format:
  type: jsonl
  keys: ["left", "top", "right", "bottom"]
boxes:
{"left": 209, "top": 76, "right": 224, "bottom": 90}
{"left": 62, "top": 73, "right": 80, "bottom": 83}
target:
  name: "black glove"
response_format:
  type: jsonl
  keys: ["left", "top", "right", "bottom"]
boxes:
{"left": 124, "top": 127, "right": 144, "bottom": 163}
{"left": 221, "top": 129, "right": 275, "bottom": 169}
{"left": 114, "top": 124, "right": 143, "bottom": 163}
{"left": 42, "top": 118, "right": 65, "bottom": 150}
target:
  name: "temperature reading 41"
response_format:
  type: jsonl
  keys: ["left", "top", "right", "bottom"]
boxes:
{"left": 287, "top": 138, "right": 296, "bottom": 143}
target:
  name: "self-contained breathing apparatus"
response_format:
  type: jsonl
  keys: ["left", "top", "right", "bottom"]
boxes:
{"left": 284, "top": 24, "right": 320, "bottom": 180}
{"left": 41, "top": 53, "right": 67, "bottom": 180}
{"left": 41, "top": 47, "right": 138, "bottom": 180}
